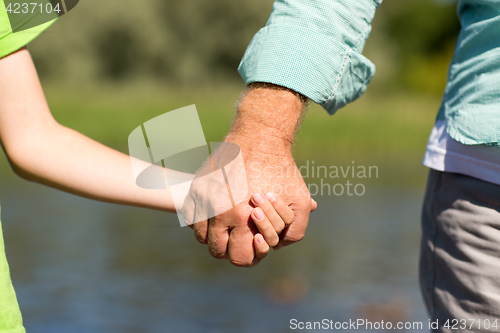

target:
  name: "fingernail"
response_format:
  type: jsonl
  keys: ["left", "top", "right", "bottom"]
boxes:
{"left": 252, "top": 193, "right": 265, "bottom": 205}
{"left": 256, "top": 234, "right": 264, "bottom": 244}
{"left": 265, "top": 192, "right": 276, "bottom": 202}
{"left": 253, "top": 208, "right": 264, "bottom": 220}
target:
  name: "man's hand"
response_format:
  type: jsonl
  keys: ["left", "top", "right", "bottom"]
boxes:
{"left": 189, "top": 83, "right": 315, "bottom": 266}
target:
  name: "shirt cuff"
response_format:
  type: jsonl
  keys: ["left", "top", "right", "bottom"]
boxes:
{"left": 238, "top": 24, "right": 376, "bottom": 114}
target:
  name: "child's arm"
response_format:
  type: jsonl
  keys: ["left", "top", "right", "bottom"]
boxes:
{"left": 0, "top": 47, "right": 176, "bottom": 213}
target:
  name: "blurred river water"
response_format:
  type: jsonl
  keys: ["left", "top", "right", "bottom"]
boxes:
{"left": 0, "top": 178, "right": 430, "bottom": 333}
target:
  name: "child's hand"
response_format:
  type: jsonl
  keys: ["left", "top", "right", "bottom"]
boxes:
{"left": 250, "top": 192, "right": 295, "bottom": 255}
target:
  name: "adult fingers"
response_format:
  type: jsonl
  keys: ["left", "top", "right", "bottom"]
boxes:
{"left": 191, "top": 219, "right": 209, "bottom": 244}
{"left": 227, "top": 225, "right": 257, "bottom": 267}
{"left": 274, "top": 201, "right": 311, "bottom": 250}
{"left": 207, "top": 218, "right": 230, "bottom": 259}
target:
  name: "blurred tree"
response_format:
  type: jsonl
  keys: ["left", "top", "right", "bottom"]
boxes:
{"left": 96, "top": 27, "right": 137, "bottom": 79}
{"left": 157, "top": 0, "right": 274, "bottom": 83}
{"left": 29, "top": 0, "right": 273, "bottom": 85}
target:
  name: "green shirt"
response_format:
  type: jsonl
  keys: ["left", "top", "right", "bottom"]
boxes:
{"left": 0, "top": 207, "right": 24, "bottom": 333}
{"left": 0, "top": 0, "right": 56, "bottom": 59}
{"left": 1, "top": 1, "right": 56, "bottom": 331}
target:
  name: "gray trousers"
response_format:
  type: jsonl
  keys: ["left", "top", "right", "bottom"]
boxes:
{"left": 420, "top": 170, "right": 500, "bottom": 333}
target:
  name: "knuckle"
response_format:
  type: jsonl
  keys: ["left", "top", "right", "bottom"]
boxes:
{"left": 230, "top": 258, "right": 254, "bottom": 268}
{"left": 195, "top": 235, "right": 208, "bottom": 244}
{"left": 194, "top": 232, "right": 208, "bottom": 244}
{"left": 193, "top": 228, "right": 208, "bottom": 244}
{"left": 286, "top": 233, "right": 305, "bottom": 243}
{"left": 208, "top": 245, "right": 225, "bottom": 259}
{"left": 247, "top": 260, "right": 260, "bottom": 268}
{"left": 234, "top": 205, "right": 251, "bottom": 223}
{"left": 229, "top": 251, "right": 255, "bottom": 267}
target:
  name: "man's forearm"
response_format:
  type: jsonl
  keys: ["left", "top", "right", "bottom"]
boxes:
{"left": 227, "top": 83, "right": 308, "bottom": 154}
{"left": 190, "top": 83, "right": 314, "bottom": 266}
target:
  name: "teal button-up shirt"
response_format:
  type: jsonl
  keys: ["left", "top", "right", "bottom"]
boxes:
{"left": 239, "top": 0, "right": 500, "bottom": 146}
{"left": 437, "top": 0, "right": 500, "bottom": 146}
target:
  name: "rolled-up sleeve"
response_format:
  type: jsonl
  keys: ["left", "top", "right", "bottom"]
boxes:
{"left": 238, "top": 0, "right": 382, "bottom": 114}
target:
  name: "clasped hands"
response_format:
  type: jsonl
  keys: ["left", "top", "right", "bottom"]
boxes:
{"left": 183, "top": 84, "right": 316, "bottom": 267}
{"left": 183, "top": 148, "right": 316, "bottom": 267}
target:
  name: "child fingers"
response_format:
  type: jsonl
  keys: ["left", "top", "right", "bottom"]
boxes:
{"left": 254, "top": 233, "right": 270, "bottom": 260}
{"left": 251, "top": 207, "right": 280, "bottom": 247}
{"left": 251, "top": 193, "right": 287, "bottom": 233}
{"left": 264, "top": 192, "right": 295, "bottom": 227}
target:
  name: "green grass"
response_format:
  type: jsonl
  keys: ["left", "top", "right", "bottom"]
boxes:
{"left": 1, "top": 83, "right": 441, "bottom": 187}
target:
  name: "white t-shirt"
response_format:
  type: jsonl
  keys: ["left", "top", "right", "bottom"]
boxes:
{"left": 422, "top": 119, "right": 500, "bottom": 186}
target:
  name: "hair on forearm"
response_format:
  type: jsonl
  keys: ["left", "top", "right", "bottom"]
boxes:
{"left": 232, "top": 82, "right": 309, "bottom": 139}
{"left": 246, "top": 82, "right": 308, "bottom": 105}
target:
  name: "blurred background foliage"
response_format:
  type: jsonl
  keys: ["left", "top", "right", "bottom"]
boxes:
{"left": 29, "top": 0, "right": 275, "bottom": 85}
{"left": 29, "top": 0, "right": 460, "bottom": 92}
{"left": 13, "top": 0, "right": 461, "bottom": 186}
